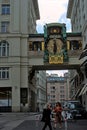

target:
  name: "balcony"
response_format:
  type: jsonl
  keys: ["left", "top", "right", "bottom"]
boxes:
{"left": 68, "top": 50, "right": 82, "bottom": 57}
{"left": 28, "top": 51, "right": 44, "bottom": 58}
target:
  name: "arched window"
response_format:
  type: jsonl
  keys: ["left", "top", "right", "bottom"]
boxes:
{"left": 0, "top": 40, "right": 9, "bottom": 56}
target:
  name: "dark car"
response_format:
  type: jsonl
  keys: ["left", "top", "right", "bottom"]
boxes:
{"left": 63, "top": 100, "right": 87, "bottom": 119}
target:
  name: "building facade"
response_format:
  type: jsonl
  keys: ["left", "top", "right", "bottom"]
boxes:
{"left": 0, "top": 0, "right": 84, "bottom": 112}
{"left": 67, "top": 0, "right": 87, "bottom": 110}
{"left": 46, "top": 73, "right": 70, "bottom": 105}
{"left": 36, "top": 71, "right": 46, "bottom": 112}
{"left": 0, "top": 0, "right": 40, "bottom": 112}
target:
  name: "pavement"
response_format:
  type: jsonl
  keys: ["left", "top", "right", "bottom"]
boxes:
{"left": 0, "top": 112, "right": 87, "bottom": 130}
{"left": 12, "top": 120, "right": 87, "bottom": 130}
{"left": 0, "top": 112, "right": 41, "bottom": 130}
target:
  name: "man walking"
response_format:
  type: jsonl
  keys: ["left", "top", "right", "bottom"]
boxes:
{"left": 41, "top": 103, "right": 52, "bottom": 130}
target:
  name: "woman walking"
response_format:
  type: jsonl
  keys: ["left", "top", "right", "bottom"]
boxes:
{"left": 53, "top": 102, "right": 63, "bottom": 128}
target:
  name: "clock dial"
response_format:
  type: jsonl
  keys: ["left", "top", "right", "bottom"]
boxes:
{"left": 47, "top": 39, "right": 54, "bottom": 53}
{"left": 47, "top": 39, "right": 63, "bottom": 54}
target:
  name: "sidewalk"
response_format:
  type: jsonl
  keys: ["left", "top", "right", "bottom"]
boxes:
{"left": 67, "top": 120, "right": 87, "bottom": 130}
{"left": 13, "top": 119, "right": 87, "bottom": 130}
{"left": 0, "top": 112, "right": 40, "bottom": 130}
{"left": 0, "top": 113, "right": 87, "bottom": 130}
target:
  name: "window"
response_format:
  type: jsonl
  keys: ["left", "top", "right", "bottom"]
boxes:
{"left": 51, "top": 86, "right": 55, "bottom": 89}
{"left": 60, "top": 95, "right": 65, "bottom": 98}
{"left": 60, "top": 90, "right": 64, "bottom": 93}
{"left": 0, "top": 67, "right": 9, "bottom": 79}
{"left": 0, "top": 41, "right": 9, "bottom": 56}
{"left": 60, "top": 86, "right": 64, "bottom": 89}
{"left": 50, "top": 82, "right": 55, "bottom": 85}
{"left": 1, "top": 21, "right": 10, "bottom": 33}
{"left": 51, "top": 95, "right": 55, "bottom": 98}
{"left": 2, "top": 4, "right": 10, "bottom": 15}
{"left": 51, "top": 91, "right": 55, "bottom": 94}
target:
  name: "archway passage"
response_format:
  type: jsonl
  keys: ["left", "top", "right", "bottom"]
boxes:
{"left": 0, "top": 87, "right": 12, "bottom": 112}
{"left": 27, "top": 23, "right": 83, "bottom": 112}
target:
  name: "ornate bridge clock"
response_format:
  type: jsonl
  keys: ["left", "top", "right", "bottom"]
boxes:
{"left": 44, "top": 23, "right": 68, "bottom": 64}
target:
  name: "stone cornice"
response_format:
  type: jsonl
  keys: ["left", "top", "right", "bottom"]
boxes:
{"left": 32, "top": 0, "right": 40, "bottom": 20}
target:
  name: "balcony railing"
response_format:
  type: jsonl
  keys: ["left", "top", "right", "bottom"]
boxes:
{"left": 68, "top": 50, "right": 82, "bottom": 57}
{"left": 28, "top": 50, "right": 82, "bottom": 58}
{"left": 28, "top": 51, "right": 44, "bottom": 58}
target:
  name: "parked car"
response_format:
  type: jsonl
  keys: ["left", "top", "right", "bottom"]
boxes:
{"left": 63, "top": 100, "right": 87, "bottom": 119}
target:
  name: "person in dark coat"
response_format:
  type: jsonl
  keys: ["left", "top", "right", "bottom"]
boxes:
{"left": 42, "top": 103, "right": 52, "bottom": 130}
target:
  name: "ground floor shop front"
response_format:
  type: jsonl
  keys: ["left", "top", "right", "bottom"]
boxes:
{"left": 0, "top": 87, "right": 36, "bottom": 112}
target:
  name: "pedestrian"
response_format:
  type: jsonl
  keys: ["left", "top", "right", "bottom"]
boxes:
{"left": 53, "top": 102, "right": 63, "bottom": 129}
{"left": 41, "top": 103, "right": 52, "bottom": 130}
{"left": 36, "top": 106, "right": 39, "bottom": 112}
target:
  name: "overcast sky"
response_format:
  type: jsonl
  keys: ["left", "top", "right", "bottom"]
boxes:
{"left": 36, "top": 0, "right": 71, "bottom": 33}
{"left": 36, "top": 0, "right": 70, "bottom": 76}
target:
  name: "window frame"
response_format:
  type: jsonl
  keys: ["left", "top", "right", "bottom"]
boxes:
{"left": 0, "top": 41, "right": 9, "bottom": 57}
{"left": 2, "top": 4, "right": 10, "bottom": 15}
{"left": 1, "top": 21, "right": 10, "bottom": 33}
{"left": 0, "top": 67, "right": 9, "bottom": 79}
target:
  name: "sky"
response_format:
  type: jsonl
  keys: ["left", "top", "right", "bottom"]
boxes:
{"left": 36, "top": 0, "right": 71, "bottom": 33}
{"left": 36, "top": 0, "right": 70, "bottom": 76}
{"left": 46, "top": 70, "right": 68, "bottom": 76}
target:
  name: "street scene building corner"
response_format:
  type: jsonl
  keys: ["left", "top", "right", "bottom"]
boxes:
{"left": 0, "top": 0, "right": 87, "bottom": 115}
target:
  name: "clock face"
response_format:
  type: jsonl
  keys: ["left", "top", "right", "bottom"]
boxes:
{"left": 56, "top": 39, "right": 63, "bottom": 53}
{"left": 47, "top": 39, "right": 63, "bottom": 54}
{"left": 47, "top": 39, "right": 54, "bottom": 53}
